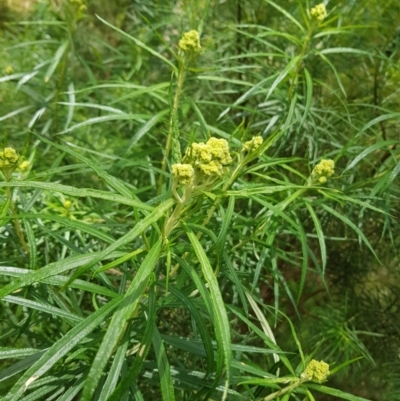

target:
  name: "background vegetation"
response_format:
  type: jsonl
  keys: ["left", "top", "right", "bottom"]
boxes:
{"left": 1, "top": 0, "right": 399, "bottom": 400}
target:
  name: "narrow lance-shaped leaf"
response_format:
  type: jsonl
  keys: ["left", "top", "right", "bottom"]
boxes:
{"left": 65, "top": 198, "right": 173, "bottom": 286}
{"left": 44, "top": 40, "right": 70, "bottom": 82}
{"left": 33, "top": 132, "right": 142, "bottom": 200}
{"left": 96, "top": 15, "right": 178, "bottom": 72}
{"left": 186, "top": 228, "right": 232, "bottom": 401}
{"left": 305, "top": 202, "right": 327, "bottom": 274}
{"left": 107, "top": 285, "right": 157, "bottom": 401}
{"left": 0, "top": 251, "right": 108, "bottom": 299}
{"left": 0, "top": 181, "right": 153, "bottom": 211}
{"left": 153, "top": 325, "right": 176, "bottom": 401}
{"left": 5, "top": 297, "right": 122, "bottom": 401}
{"left": 80, "top": 239, "right": 163, "bottom": 401}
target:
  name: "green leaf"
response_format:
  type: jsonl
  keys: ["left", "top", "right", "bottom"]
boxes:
{"left": 33, "top": 133, "right": 140, "bottom": 200}
{"left": 4, "top": 297, "right": 122, "bottom": 401}
{"left": 159, "top": 282, "right": 215, "bottom": 375}
{"left": 80, "top": 239, "right": 163, "bottom": 401}
{"left": 107, "top": 285, "right": 157, "bottom": 401}
{"left": 0, "top": 348, "right": 39, "bottom": 360}
{"left": 2, "top": 213, "right": 116, "bottom": 244}
{"left": 0, "top": 251, "right": 118, "bottom": 299}
{"left": 300, "top": 68, "right": 313, "bottom": 128}
{"left": 185, "top": 228, "right": 232, "bottom": 401}
{"left": 305, "top": 202, "right": 326, "bottom": 274}
{"left": 153, "top": 325, "right": 176, "bottom": 401}
{"left": 305, "top": 384, "right": 373, "bottom": 401}
{"left": 0, "top": 266, "right": 118, "bottom": 298}
{"left": 262, "top": 0, "right": 306, "bottom": 33}
{"left": 344, "top": 140, "right": 399, "bottom": 172}
{"left": 96, "top": 15, "right": 178, "bottom": 72}
{"left": 125, "top": 109, "right": 169, "bottom": 154}
{"left": 320, "top": 204, "right": 380, "bottom": 262}
{"left": 97, "top": 323, "right": 132, "bottom": 401}
{"left": 329, "top": 357, "right": 364, "bottom": 376}
{"left": 65, "top": 198, "right": 173, "bottom": 286}
{"left": 44, "top": 40, "right": 69, "bottom": 83}
{"left": 266, "top": 56, "right": 301, "bottom": 100}
{"left": 3, "top": 296, "right": 83, "bottom": 324}
{"left": 54, "top": 376, "right": 84, "bottom": 401}
{"left": 0, "top": 181, "right": 152, "bottom": 211}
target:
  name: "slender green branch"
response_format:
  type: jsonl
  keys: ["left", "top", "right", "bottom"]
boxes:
{"left": 260, "top": 378, "right": 307, "bottom": 401}
{"left": 5, "top": 183, "right": 29, "bottom": 254}
{"left": 158, "top": 65, "right": 186, "bottom": 195}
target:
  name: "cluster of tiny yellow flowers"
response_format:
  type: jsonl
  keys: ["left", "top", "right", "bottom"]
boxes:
{"left": 5, "top": 66, "right": 14, "bottom": 75}
{"left": 312, "top": 159, "right": 335, "bottom": 184}
{"left": 178, "top": 30, "right": 201, "bottom": 54}
{"left": 68, "top": 0, "right": 87, "bottom": 19}
{"left": 70, "top": 0, "right": 86, "bottom": 9}
{"left": 0, "top": 147, "right": 21, "bottom": 172}
{"left": 243, "top": 136, "right": 263, "bottom": 152}
{"left": 171, "top": 163, "right": 195, "bottom": 185}
{"left": 172, "top": 137, "right": 232, "bottom": 185}
{"left": 310, "top": 3, "right": 327, "bottom": 22}
{"left": 17, "top": 160, "right": 30, "bottom": 172}
{"left": 186, "top": 137, "right": 232, "bottom": 177}
{"left": 301, "top": 359, "right": 330, "bottom": 383}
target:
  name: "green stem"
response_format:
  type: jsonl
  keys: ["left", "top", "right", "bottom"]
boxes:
{"left": 287, "top": 24, "right": 314, "bottom": 102}
{"left": 199, "top": 159, "right": 244, "bottom": 229}
{"left": 5, "top": 182, "right": 29, "bottom": 254}
{"left": 158, "top": 63, "right": 186, "bottom": 195}
{"left": 168, "top": 160, "right": 245, "bottom": 277}
{"left": 163, "top": 185, "right": 192, "bottom": 239}
{"left": 261, "top": 378, "right": 307, "bottom": 401}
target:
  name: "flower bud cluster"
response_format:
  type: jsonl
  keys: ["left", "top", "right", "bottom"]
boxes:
{"left": 172, "top": 137, "right": 232, "bottom": 185}
{"left": 171, "top": 163, "right": 195, "bottom": 185}
{"left": 243, "top": 136, "right": 263, "bottom": 152}
{"left": 0, "top": 147, "right": 22, "bottom": 174}
{"left": 310, "top": 3, "right": 327, "bottom": 22}
{"left": 312, "top": 159, "right": 335, "bottom": 184}
{"left": 178, "top": 30, "right": 201, "bottom": 54}
{"left": 17, "top": 160, "right": 30, "bottom": 172}
{"left": 70, "top": 0, "right": 87, "bottom": 16}
{"left": 301, "top": 359, "right": 330, "bottom": 383}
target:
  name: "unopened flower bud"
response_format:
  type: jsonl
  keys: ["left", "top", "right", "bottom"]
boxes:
{"left": 172, "top": 163, "right": 195, "bottom": 185}
{"left": 243, "top": 136, "right": 263, "bottom": 152}
{"left": 310, "top": 3, "right": 327, "bottom": 22}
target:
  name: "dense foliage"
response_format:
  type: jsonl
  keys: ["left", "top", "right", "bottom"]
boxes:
{"left": 1, "top": 0, "right": 400, "bottom": 400}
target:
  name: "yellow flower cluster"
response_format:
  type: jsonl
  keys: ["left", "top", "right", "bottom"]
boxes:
{"left": 310, "top": 3, "right": 327, "bottom": 22}
{"left": 178, "top": 30, "right": 201, "bottom": 54}
{"left": 185, "top": 137, "right": 232, "bottom": 177}
{"left": 17, "top": 160, "right": 30, "bottom": 172}
{"left": 5, "top": 66, "right": 14, "bottom": 75}
{"left": 243, "top": 136, "right": 263, "bottom": 152}
{"left": 0, "top": 147, "right": 20, "bottom": 171}
{"left": 172, "top": 163, "right": 195, "bottom": 185}
{"left": 68, "top": 0, "right": 87, "bottom": 19}
{"left": 301, "top": 359, "right": 330, "bottom": 383}
{"left": 64, "top": 200, "right": 73, "bottom": 209}
{"left": 313, "top": 159, "right": 335, "bottom": 184}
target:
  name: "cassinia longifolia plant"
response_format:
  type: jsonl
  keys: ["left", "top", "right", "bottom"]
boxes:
{"left": 1, "top": 1, "right": 399, "bottom": 400}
